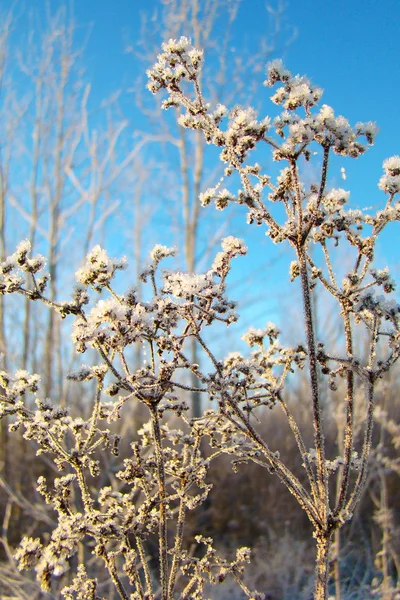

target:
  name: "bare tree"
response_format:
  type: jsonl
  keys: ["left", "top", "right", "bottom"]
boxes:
{"left": 0, "top": 9, "right": 24, "bottom": 482}
{"left": 0, "top": 5, "right": 146, "bottom": 393}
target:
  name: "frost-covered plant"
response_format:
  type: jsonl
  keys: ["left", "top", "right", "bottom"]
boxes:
{"left": 1, "top": 38, "right": 400, "bottom": 600}
{"left": 146, "top": 37, "right": 400, "bottom": 599}
{"left": 1, "top": 238, "right": 268, "bottom": 599}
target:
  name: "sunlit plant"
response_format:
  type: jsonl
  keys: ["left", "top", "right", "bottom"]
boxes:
{"left": 1, "top": 36, "right": 400, "bottom": 600}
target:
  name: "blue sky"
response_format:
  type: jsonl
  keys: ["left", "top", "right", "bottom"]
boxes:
{"left": 5, "top": 0, "right": 400, "bottom": 342}
{"left": 72, "top": 0, "right": 399, "bottom": 261}
{"left": 12, "top": 0, "right": 399, "bottom": 220}
{"left": 71, "top": 0, "right": 400, "bottom": 160}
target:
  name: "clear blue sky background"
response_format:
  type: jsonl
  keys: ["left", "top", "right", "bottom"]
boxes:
{"left": 5, "top": 0, "right": 400, "bottom": 338}
{"left": 72, "top": 0, "right": 400, "bottom": 172}
{"left": 14, "top": 0, "right": 396, "bottom": 184}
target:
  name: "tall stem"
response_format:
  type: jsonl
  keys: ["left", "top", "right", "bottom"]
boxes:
{"left": 335, "top": 308, "right": 354, "bottom": 515}
{"left": 168, "top": 488, "right": 186, "bottom": 598}
{"left": 290, "top": 159, "right": 327, "bottom": 522}
{"left": 333, "top": 414, "right": 345, "bottom": 600}
{"left": 150, "top": 405, "right": 169, "bottom": 600}
{"left": 136, "top": 536, "right": 154, "bottom": 600}
{"left": 314, "top": 532, "right": 333, "bottom": 600}
{"left": 103, "top": 550, "right": 129, "bottom": 600}
{"left": 333, "top": 528, "right": 341, "bottom": 600}
{"left": 297, "top": 244, "right": 327, "bottom": 519}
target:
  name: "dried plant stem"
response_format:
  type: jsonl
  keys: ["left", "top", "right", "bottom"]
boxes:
{"left": 221, "top": 392, "right": 322, "bottom": 528}
{"left": 335, "top": 308, "right": 354, "bottom": 515}
{"left": 333, "top": 527, "right": 341, "bottom": 600}
{"left": 84, "top": 382, "right": 102, "bottom": 449}
{"left": 314, "top": 533, "right": 333, "bottom": 600}
{"left": 136, "top": 536, "right": 155, "bottom": 600}
{"left": 125, "top": 540, "right": 146, "bottom": 599}
{"left": 347, "top": 378, "right": 375, "bottom": 515}
{"left": 150, "top": 404, "right": 169, "bottom": 600}
{"left": 297, "top": 247, "right": 327, "bottom": 510}
{"left": 75, "top": 464, "right": 92, "bottom": 511}
{"left": 321, "top": 241, "right": 337, "bottom": 289}
{"left": 290, "top": 159, "right": 333, "bottom": 596}
{"left": 316, "top": 146, "right": 330, "bottom": 207}
{"left": 103, "top": 549, "right": 129, "bottom": 600}
{"left": 277, "top": 393, "right": 318, "bottom": 502}
{"left": 180, "top": 574, "right": 199, "bottom": 599}
{"left": 168, "top": 487, "right": 187, "bottom": 598}
{"left": 232, "top": 568, "right": 254, "bottom": 597}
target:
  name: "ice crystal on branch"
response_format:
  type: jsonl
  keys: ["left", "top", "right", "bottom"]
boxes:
{"left": 146, "top": 36, "right": 203, "bottom": 96}
{"left": 149, "top": 243, "right": 176, "bottom": 265}
{"left": 378, "top": 155, "right": 400, "bottom": 194}
{"left": 75, "top": 245, "right": 127, "bottom": 291}
{"left": 0, "top": 240, "right": 48, "bottom": 294}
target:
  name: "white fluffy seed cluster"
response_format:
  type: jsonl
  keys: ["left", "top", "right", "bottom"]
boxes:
{"left": 75, "top": 245, "right": 127, "bottom": 291}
